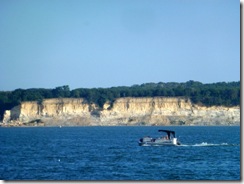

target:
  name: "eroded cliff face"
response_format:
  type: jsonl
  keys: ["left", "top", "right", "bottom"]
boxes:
{"left": 1, "top": 97, "right": 240, "bottom": 126}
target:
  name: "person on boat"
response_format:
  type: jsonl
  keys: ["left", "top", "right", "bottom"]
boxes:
{"left": 162, "top": 135, "right": 168, "bottom": 140}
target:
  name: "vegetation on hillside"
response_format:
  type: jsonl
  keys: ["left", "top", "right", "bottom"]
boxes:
{"left": 0, "top": 81, "right": 240, "bottom": 120}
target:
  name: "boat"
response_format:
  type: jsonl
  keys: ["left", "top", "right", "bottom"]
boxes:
{"left": 138, "top": 130, "right": 181, "bottom": 146}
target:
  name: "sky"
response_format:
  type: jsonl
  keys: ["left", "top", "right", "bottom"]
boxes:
{"left": 0, "top": 0, "right": 240, "bottom": 90}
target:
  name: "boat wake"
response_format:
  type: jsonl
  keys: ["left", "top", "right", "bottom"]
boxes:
{"left": 179, "top": 142, "right": 239, "bottom": 147}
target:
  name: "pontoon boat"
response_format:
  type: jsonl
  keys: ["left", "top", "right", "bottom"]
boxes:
{"left": 138, "top": 130, "right": 181, "bottom": 146}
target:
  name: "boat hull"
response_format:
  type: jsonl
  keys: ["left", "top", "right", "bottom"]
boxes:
{"left": 138, "top": 138, "right": 181, "bottom": 146}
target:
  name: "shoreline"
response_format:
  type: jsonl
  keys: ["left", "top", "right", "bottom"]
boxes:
{"left": 0, "top": 123, "right": 240, "bottom": 128}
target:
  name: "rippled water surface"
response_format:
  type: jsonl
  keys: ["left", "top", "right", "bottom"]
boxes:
{"left": 0, "top": 126, "right": 240, "bottom": 180}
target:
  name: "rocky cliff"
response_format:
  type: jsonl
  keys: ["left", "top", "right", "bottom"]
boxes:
{"left": 1, "top": 97, "right": 240, "bottom": 126}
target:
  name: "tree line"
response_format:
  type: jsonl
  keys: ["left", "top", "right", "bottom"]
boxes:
{"left": 0, "top": 81, "right": 240, "bottom": 120}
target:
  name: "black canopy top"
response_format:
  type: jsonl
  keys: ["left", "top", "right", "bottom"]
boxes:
{"left": 158, "top": 130, "right": 176, "bottom": 139}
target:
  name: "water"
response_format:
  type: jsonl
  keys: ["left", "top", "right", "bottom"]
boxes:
{"left": 0, "top": 126, "right": 240, "bottom": 180}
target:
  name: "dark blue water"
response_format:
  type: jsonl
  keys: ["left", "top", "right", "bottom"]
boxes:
{"left": 0, "top": 126, "right": 240, "bottom": 180}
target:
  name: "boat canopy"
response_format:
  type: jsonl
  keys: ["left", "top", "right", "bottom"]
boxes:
{"left": 158, "top": 130, "right": 176, "bottom": 139}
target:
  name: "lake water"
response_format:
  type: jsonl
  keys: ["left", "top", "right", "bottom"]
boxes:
{"left": 0, "top": 126, "right": 240, "bottom": 181}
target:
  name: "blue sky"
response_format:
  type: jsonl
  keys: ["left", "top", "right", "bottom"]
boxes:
{"left": 0, "top": 0, "right": 240, "bottom": 90}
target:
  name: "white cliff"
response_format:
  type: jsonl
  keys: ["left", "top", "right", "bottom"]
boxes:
{"left": 1, "top": 97, "right": 240, "bottom": 126}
